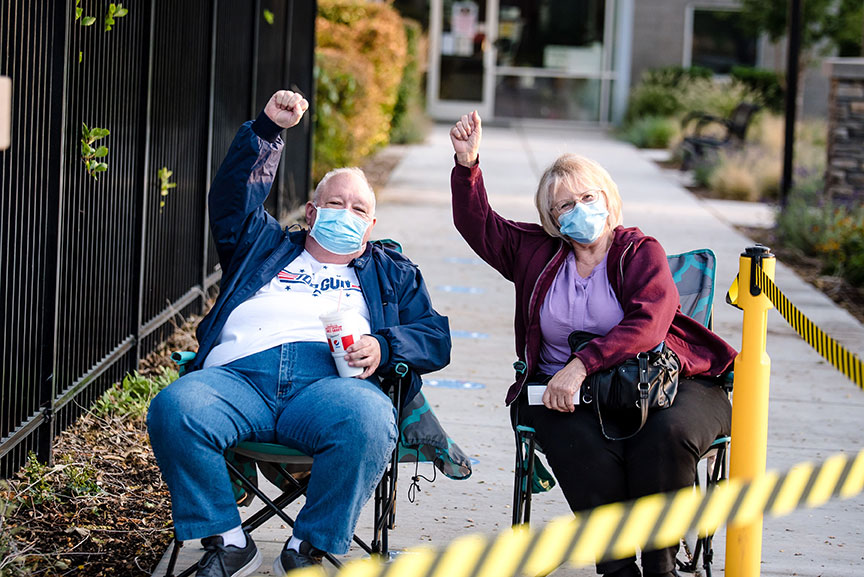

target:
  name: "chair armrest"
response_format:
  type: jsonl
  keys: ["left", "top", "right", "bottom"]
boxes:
{"left": 171, "top": 351, "right": 197, "bottom": 376}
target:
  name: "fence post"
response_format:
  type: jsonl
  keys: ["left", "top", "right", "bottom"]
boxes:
{"left": 726, "top": 245, "right": 775, "bottom": 577}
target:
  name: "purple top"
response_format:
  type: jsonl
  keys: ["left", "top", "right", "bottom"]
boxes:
{"left": 538, "top": 251, "right": 624, "bottom": 375}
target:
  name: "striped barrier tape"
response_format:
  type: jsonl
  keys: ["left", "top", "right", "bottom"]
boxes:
{"left": 288, "top": 448, "right": 864, "bottom": 577}
{"left": 752, "top": 265, "right": 864, "bottom": 390}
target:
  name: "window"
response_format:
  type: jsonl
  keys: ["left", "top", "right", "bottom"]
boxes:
{"left": 689, "top": 8, "right": 757, "bottom": 74}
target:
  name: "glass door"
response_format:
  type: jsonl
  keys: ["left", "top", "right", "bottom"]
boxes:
{"left": 493, "top": 0, "right": 614, "bottom": 123}
{"left": 428, "top": 0, "right": 498, "bottom": 120}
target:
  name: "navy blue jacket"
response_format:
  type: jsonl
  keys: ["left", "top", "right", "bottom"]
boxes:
{"left": 190, "top": 114, "right": 451, "bottom": 401}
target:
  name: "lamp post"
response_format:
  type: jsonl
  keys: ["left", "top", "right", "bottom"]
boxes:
{"left": 780, "top": 0, "right": 802, "bottom": 206}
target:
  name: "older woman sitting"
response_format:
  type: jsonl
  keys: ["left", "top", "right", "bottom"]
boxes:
{"left": 449, "top": 111, "right": 736, "bottom": 577}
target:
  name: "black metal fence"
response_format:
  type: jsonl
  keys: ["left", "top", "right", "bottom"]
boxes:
{"left": 0, "top": 0, "right": 315, "bottom": 477}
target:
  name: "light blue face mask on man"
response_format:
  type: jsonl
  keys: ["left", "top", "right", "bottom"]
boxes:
{"left": 558, "top": 201, "right": 609, "bottom": 244}
{"left": 310, "top": 206, "right": 371, "bottom": 255}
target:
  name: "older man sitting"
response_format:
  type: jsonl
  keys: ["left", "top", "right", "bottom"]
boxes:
{"left": 147, "top": 90, "right": 451, "bottom": 577}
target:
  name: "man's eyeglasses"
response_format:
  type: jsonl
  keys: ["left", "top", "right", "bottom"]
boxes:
{"left": 551, "top": 189, "right": 602, "bottom": 216}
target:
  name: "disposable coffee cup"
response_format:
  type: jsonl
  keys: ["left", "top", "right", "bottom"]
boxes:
{"left": 320, "top": 308, "right": 364, "bottom": 378}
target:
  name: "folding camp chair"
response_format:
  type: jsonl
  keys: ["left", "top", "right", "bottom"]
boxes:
{"left": 161, "top": 355, "right": 472, "bottom": 577}
{"left": 511, "top": 248, "right": 731, "bottom": 574}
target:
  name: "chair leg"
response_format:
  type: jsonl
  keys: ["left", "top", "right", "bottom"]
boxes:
{"left": 512, "top": 427, "right": 536, "bottom": 527}
{"left": 163, "top": 538, "right": 182, "bottom": 577}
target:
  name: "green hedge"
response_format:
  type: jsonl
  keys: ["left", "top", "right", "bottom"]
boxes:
{"left": 314, "top": 0, "right": 408, "bottom": 182}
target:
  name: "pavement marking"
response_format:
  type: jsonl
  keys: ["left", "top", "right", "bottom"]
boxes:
{"left": 450, "top": 330, "right": 489, "bottom": 339}
{"left": 424, "top": 379, "right": 486, "bottom": 390}
{"left": 435, "top": 285, "right": 485, "bottom": 294}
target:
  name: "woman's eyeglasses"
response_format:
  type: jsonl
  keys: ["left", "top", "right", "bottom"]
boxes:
{"left": 551, "top": 189, "right": 602, "bottom": 216}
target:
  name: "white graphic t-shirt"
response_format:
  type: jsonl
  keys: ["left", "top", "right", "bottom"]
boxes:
{"left": 204, "top": 250, "right": 371, "bottom": 368}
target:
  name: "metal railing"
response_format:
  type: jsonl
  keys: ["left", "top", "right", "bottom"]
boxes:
{"left": 0, "top": 0, "right": 315, "bottom": 477}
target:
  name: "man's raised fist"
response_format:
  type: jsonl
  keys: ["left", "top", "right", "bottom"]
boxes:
{"left": 264, "top": 90, "right": 309, "bottom": 129}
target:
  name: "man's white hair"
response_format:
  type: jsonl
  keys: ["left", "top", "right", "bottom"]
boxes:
{"left": 313, "top": 167, "right": 376, "bottom": 211}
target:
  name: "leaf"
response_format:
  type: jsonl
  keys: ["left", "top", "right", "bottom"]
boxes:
{"left": 76, "top": 7, "right": 82, "bottom": 20}
{"left": 81, "top": 122, "right": 90, "bottom": 137}
{"left": 94, "top": 146, "right": 108, "bottom": 158}
{"left": 81, "top": 16, "right": 96, "bottom": 26}
{"left": 115, "top": 7, "right": 128, "bottom": 17}
{"left": 95, "top": 162, "right": 108, "bottom": 172}
{"left": 81, "top": 142, "right": 94, "bottom": 157}
{"left": 263, "top": 9, "right": 275, "bottom": 25}
{"left": 166, "top": 182, "right": 177, "bottom": 189}
{"left": 79, "top": 50, "right": 83, "bottom": 63}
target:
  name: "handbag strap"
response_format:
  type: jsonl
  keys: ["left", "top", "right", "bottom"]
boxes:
{"left": 594, "top": 352, "right": 651, "bottom": 441}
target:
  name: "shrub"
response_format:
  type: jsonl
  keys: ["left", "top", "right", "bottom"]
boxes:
{"left": 777, "top": 187, "right": 864, "bottom": 287}
{"left": 731, "top": 66, "right": 785, "bottom": 113}
{"left": 708, "top": 148, "right": 781, "bottom": 202}
{"left": 91, "top": 368, "right": 177, "bottom": 421}
{"left": 620, "top": 116, "right": 679, "bottom": 149}
{"left": 676, "top": 78, "right": 763, "bottom": 119}
{"left": 390, "top": 18, "right": 428, "bottom": 144}
{"left": 314, "top": 0, "right": 408, "bottom": 180}
{"left": 314, "top": 48, "right": 375, "bottom": 181}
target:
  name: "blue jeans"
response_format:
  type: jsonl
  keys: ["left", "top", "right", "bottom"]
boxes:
{"left": 147, "top": 342, "right": 398, "bottom": 554}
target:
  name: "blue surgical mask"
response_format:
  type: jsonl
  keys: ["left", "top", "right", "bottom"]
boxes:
{"left": 310, "top": 207, "right": 371, "bottom": 255}
{"left": 558, "top": 201, "right": 609, "bottom": 244}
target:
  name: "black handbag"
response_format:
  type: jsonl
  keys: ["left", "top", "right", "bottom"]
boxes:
{"left": 569, "top": 331, "right": 680, "bottom": 440}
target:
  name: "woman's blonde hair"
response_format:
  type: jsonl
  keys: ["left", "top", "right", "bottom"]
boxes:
{"left": 534, "top": 154, "right": 623, "bottom": 240}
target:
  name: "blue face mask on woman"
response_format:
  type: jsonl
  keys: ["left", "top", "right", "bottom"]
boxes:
{"left": 558, "top": 201, "right": 609, "bottom": 244}
{"left": 310, "top": 206, "right": 371, "bottom": 255}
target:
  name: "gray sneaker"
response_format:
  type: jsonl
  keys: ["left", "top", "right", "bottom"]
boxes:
{"left": 273, "top": 540, "right": 325, "bottom": 575}
{"left": 196, "top": 531, "right": 262, "bottom": 577}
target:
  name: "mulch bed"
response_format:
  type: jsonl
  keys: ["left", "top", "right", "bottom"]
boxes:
{"left": 0, "top": 316, "right": 199, "bottom": 577}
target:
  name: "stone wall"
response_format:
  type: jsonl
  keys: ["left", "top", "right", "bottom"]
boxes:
{"left": 825, "top": 58, "right": 864, "bottom": 206}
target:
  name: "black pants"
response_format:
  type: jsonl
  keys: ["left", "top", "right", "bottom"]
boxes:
{"left": 518, "top": 376, "right": 731, "bottom": 575}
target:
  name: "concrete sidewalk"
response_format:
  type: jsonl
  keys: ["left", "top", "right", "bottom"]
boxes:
{"left": 154, "top": 123, "right": 864, "bottom": 576}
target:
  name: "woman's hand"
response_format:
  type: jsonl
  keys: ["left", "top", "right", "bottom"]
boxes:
{"left": 543, "top": 357, "right": 588, "bottom": 412}
{"left": 450, "top": 111, "right": 482, "bottom": 167}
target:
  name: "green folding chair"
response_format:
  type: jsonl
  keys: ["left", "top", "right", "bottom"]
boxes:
{"left": 163, "top": 241, "right": 471, "bottom": 576}
{"left": 510, "top": 248, "right": 731, "bottom": 575}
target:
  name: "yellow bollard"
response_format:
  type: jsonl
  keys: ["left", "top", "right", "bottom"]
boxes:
{"left": 726, "top": 245, "right": 775, "bottom": 577}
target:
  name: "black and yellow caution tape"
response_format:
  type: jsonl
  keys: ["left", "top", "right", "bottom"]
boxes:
{"left": 287, "top": 448, "right": 864, "bottom": 577}
{"left": 753, "top": 265, "right": 864, "bottom": 390}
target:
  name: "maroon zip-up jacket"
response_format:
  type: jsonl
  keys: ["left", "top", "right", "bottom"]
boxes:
{"left": 451, "top": 161, "right": 737, "bottom": 405}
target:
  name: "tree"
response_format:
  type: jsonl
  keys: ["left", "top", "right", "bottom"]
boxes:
{"left": 740, "top": 0, "right": 862, "bottom": 58}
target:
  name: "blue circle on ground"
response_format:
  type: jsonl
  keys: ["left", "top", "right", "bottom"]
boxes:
{"left": 424, "top": 379, "right": 486, "bottom": 390}
{"left": 444, "top": 257, "right": 485, "bottom": 265}
{"left": 451, "top": 330, "right": 489, "bottom": 339}
{"left": 436, "top": 285, "right": 485, "bottom": 294}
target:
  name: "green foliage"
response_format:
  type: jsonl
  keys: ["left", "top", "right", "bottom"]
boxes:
{"left": 619, "top": 116, "right": 679, "bottom": 149}
{"left": 91, "top": 368, "right": 177, "bottom": 420}
{"left": 262, "top": 9, "right": 275, "bottom": 26}
{"left": 104, "top": 3, "right": 128, "bottom": 31}
{"left": 314, "top": 50, "right": 367, "bottom": 181}
{"left": 739, "top": 0, "right": 861, "bottom": 55}
{"left": 0, "top": 493, "right": 26, "bottom": 577}
{"left": 17, "top": 453, "right": 56, "bottom": 506}
{"left": 778, "top": 186, "right": 864, "bottom": 287}
{"left": 731, "top": 66, "right": 785, "bottom": 113}
{"left": 314, "top": 0, "right": 408, "bottom": 181}
{"left": 157, "top": 166, "right": 177, "bottom": 211}
{"left": 80, "top": 122, "right": 109, "bottom": 180}
{"left": 76, "top": 0, "right": 96, "bottom": 27}
{"left": 390, "top": 18, "right": 428, "bottom": 144}
{"left": 641, "top": 65, "right": 714, "bottom": 88}
{"left": 57, "top": 455, "right": 101, "bottom": 499}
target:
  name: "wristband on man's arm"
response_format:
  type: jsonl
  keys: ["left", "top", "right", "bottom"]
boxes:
{"left": 252, "top": 110, "right": 283, "bottom": 143}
